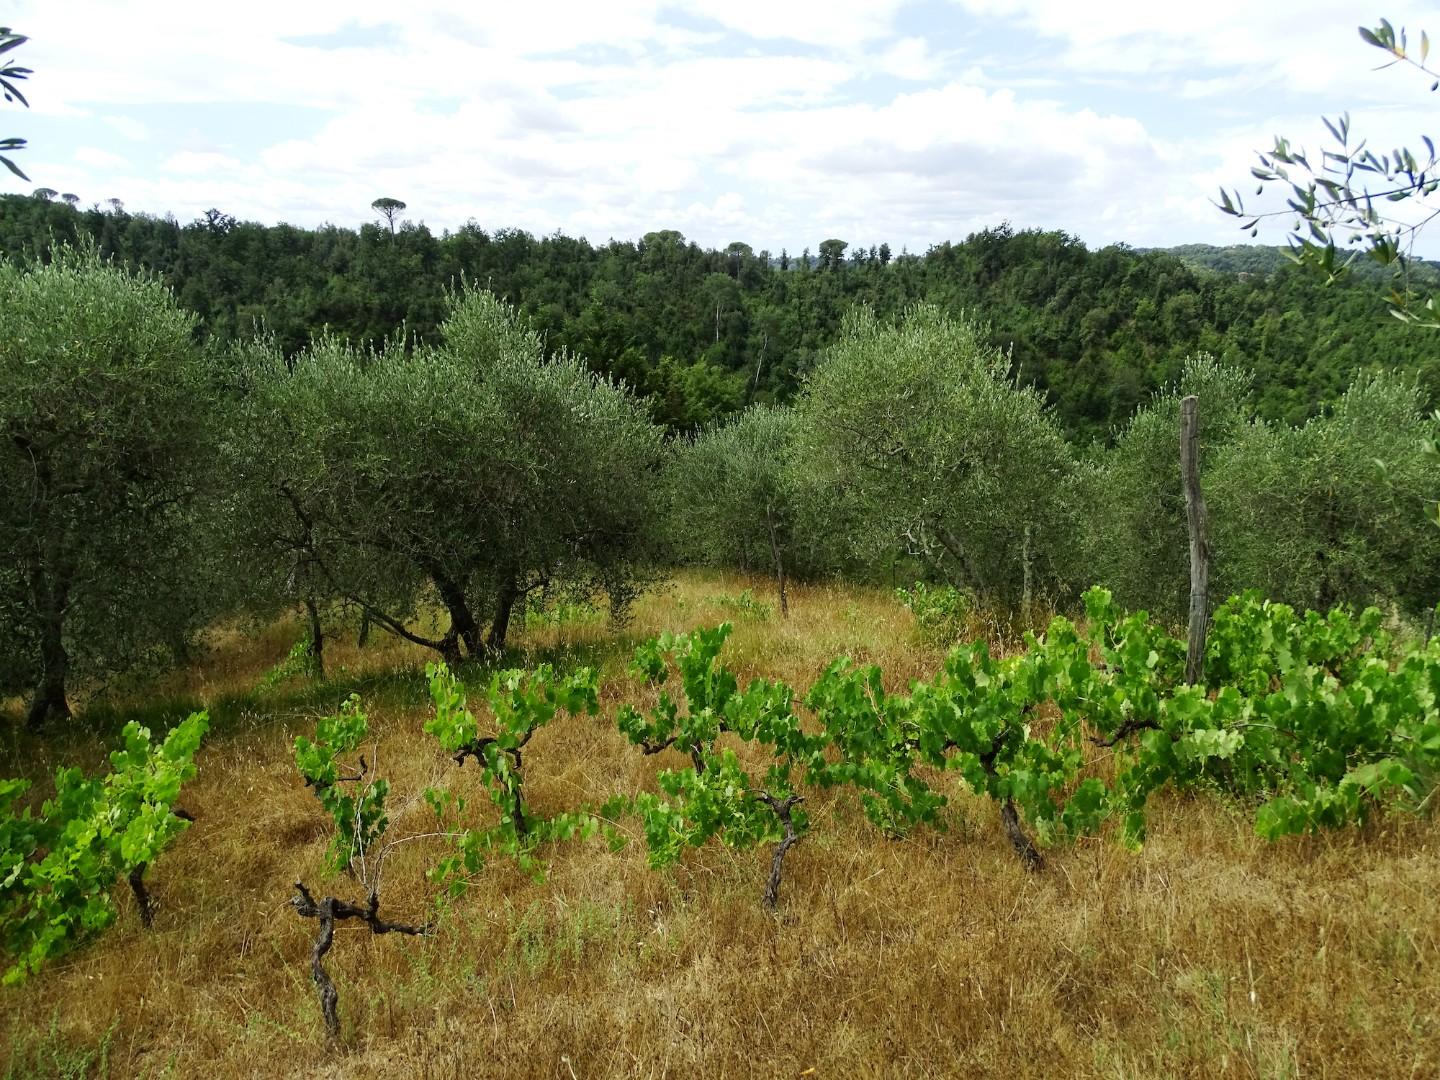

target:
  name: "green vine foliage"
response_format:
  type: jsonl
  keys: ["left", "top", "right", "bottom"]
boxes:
{"left": 895, "top": 581, "right": 973, "bottom": 647}
{"left": 423, "top": 662, "right": 603, "bottom": 893}
{"left": 804, "top": 659, "right": 946, "bottom": 832}
{"left": 260, "top": 636, "right": 319, "bottom": 690}
{"left": 0, "top": 712, "right": 208, "bottom": 983}
{"left": 1077, "top": 588, "right": 1440, "bottom": 844}
{"left": 285, "top": 590, "right": 1440, "bottom": 919}
{"left": 806, "top": 608, "right": 1117, "bottom": 853}
{"left": 294, "top": 694, "right": 388, "bottom": 876}
{"left": 609, "top": 624, "right": 822, "bottom": 875}
{"left": 1160, "top": 594, "right": 1435, "bottom": 838}
{"left": 914, "top": 619, "right": 1111, "bottom": 845}
{"left": 807, "top": 587, "right": 1440, "bottom": 859}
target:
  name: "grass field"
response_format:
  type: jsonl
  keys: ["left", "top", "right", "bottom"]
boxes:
{"left": 2, "top": 571, "right": 1437, "bottom": 1079}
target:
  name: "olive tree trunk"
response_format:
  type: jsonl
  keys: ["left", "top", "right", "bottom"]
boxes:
{"left": 765, "top": 505, "right": 789, "bottom": 619}
{"left": 25, "top": 562, "right": 71, "bottom": 730}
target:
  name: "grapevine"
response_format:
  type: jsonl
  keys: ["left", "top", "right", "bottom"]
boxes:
{"left": 292, "top": 695, "right": 430, "bottom": 1042}
{"left": 423, "top": 661, "right": 604, "bottom": 890}
{"left": 0, "top": 591, "right": 1407, "bottom": 1047}
{"left": 610, "top": 623, "right": 825, "bottom": 909}
{"left": 0, "top": 712, "right": 208, "bottom": 984}
{"left": 294, "top": 693, "right": 388, "bottom": 877}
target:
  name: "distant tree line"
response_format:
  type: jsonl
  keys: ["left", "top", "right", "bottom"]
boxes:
{"left": 3, "top": 194, "right": 1440, "bottom": 439}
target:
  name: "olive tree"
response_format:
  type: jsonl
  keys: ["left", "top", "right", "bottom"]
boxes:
{"left": 1075, "top": 357, "right": 1440, "bottom": 620}
{"left": 221, "top": 334, "right": 397, "bottom": 675}
{"left": 790, "top": 305, "right": 1076, "bottom": 609}
{"left": 1072, "top": 356, "right": 1253, "bottom": 620}
{"left": 233, "top": 288, "right": 665, "bottom": 665}
{"left": 666, "top": 405, "right": 800, "bottom": 614}
{"left": 0, "top": 249, "right": 215, "bottom": 726}
{"left": 1210, "top": 373, "right": 1440, "bottom": 615}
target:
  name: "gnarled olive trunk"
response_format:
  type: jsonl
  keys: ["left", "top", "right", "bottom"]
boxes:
{"left": 765, "top": 504, "right": 789, "bottom": 619}
{"left": 487, "top": 577, "right": 520, "bottom": 654}
{"left": 26, "top": 628, "right": 70, "bottom": 729}
{"left": 304, "top": 593, "right": 325, "bottom": 678}
{"left": 25, "top": 567, "right": 71, "bottom": 730}
{"left": 427, "top": 563, "right": 483, "bottom": 661}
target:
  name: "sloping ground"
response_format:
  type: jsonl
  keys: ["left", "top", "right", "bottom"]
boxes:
{"left": 3, "top": 572, "right": 1437, "bottom": 1079}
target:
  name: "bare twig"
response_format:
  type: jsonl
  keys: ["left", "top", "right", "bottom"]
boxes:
{"left": 636, "top": 734, "right": 709, "bottom": 774}
{"left": 1089, "top": 716, "right": 1162, "bottom": 748}
{"left": 450, "top": 730, "right": 536, "bottom": 837}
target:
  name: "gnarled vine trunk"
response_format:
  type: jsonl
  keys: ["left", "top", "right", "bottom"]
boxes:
{"left": 290, "top": 882, "right": 431, "bottom": 1045}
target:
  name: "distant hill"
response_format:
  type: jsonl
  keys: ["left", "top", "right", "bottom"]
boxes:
{"left": 1156, "top": 243, "right": 1440, "bottom": 286}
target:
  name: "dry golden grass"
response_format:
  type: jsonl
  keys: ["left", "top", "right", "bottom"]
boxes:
{"left": 3, "top": 571, "right": 1437, "bottom": 1079}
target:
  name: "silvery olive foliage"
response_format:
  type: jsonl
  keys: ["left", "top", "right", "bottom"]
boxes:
{"left": 665, "top": 404, "right": 806, "bottom": 605}
{"left": 228, "top": 286, "right": 666, "bottom": 663}
{"left": 1209, "top": 373, "right": 1440, "bottom": 617}
{"left": 0, "top": 249, "right": 218, "bottom": 726}
{"left": 1219, "top": 18, "right": 1440, "bottom": 325}
{"left": 1071, "top": 356, "right": 1253, "bottom": 620}
{"left": 790, "top": 304, "right": 1076, "bottom": 607}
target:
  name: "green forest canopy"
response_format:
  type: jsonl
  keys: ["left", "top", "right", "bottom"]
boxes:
{"left": 2, "top": 194, "right": 1438, "bottom": 440}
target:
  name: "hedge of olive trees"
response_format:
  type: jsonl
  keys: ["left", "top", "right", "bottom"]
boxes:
{"left": 3, "top": 254, "right": 1438, "bottom": 731}
{"left": 1208, "top": 373, "right": 1440, "bottom": 618}
{"left": 227, "top": 289, "right": 665, "bottom": 668}
{"left": 669, "top": 306, "right": 1440, "bottom": 626}
{"left": 663, "top": 405, "right": 803, "bottom": 614}
{"left": 2, "top": 253, "right": 665, "bottom": 727}
{"left": 1070, "top": 355, "right": 1255, "bottom": 619}
{"left": 788, "top": 305, "right": 1077, "bottom": 610}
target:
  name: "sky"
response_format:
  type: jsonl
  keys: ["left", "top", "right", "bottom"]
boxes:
{"left": 3, "top": 1, "right": 1439, "bottom": 254}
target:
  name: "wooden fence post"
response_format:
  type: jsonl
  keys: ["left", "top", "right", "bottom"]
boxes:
{"left": 1180, "top": 395, "right": 1209, "bottom": 684}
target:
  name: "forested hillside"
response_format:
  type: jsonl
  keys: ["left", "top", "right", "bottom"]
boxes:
{"left": 3, "top": 193, "right": 1436, "bottom": 437}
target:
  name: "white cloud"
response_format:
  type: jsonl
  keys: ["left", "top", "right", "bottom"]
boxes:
{"left": 949, "top": 0, "right": 1439, "bottom": 101}
{"left": 73, "top": 146, "right": 129, "bottom": 169}
{"left": 105, "top": 116, "right": 150, "bottom": 142}
{"left": 873, "top": 37, "right": 946, "bottom": 81}
{"left": 163, "top": 151, "right": 241, "bottom": 174}
{"left": 680, "top": 0, "right": 907, "bottom": 48}
{"left": 3, "top": 0, "right": 1437, "bottom": 252}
